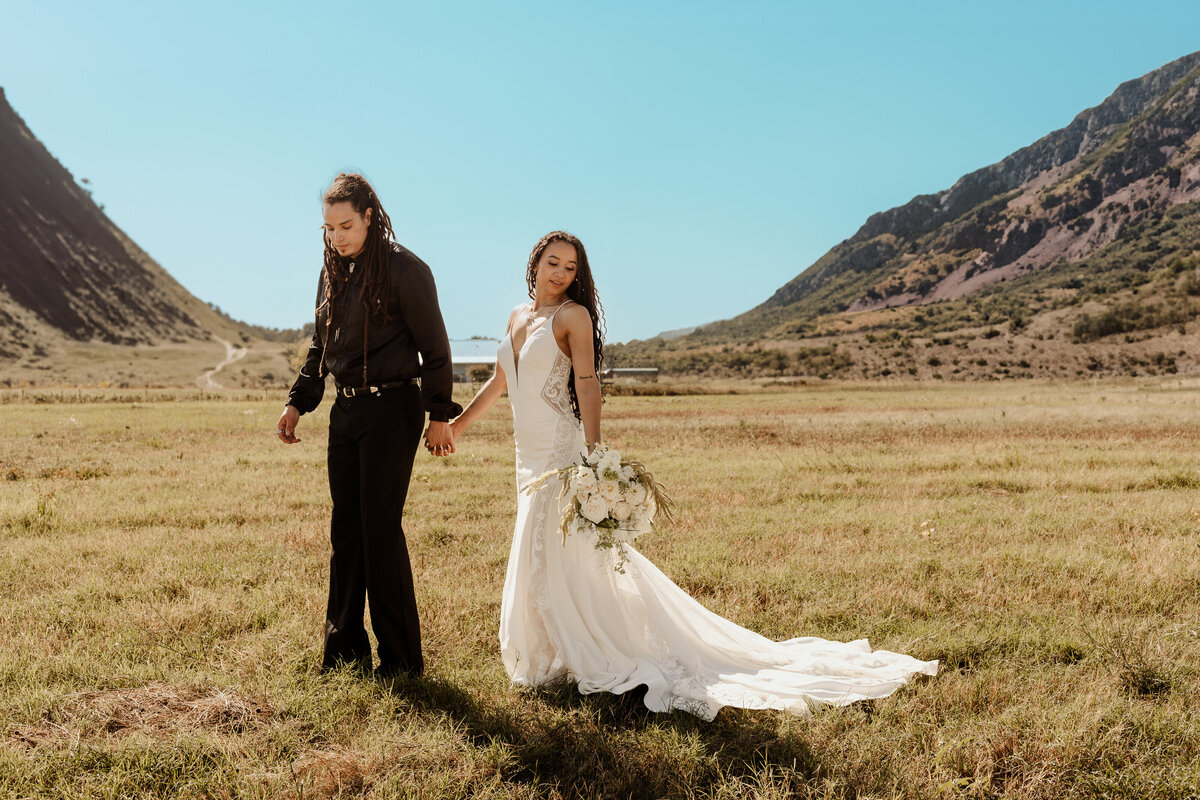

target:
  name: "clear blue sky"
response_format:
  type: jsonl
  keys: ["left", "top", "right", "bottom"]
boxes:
{"left": 3, "top": 1, "right": 1198, "bottom": 342}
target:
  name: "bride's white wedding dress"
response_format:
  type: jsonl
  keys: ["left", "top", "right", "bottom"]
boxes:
{"left": 497, "top": 307, "right": 937, "bottom": 720}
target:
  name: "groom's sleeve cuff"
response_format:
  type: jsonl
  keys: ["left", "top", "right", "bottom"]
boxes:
{"left": 426, "top": 401, "right": 464, "bottom": 423}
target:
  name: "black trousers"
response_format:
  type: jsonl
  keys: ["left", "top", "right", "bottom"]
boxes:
{"left": 322, "top": 383, "right": 426, "bottom": 676}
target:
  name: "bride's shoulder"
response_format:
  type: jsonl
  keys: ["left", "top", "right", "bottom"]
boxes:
{"left": 555, "top": 302, "right": 593, "bottom": 339}
{"left": 558, "top": 301, "right": 592, "bottom": 325}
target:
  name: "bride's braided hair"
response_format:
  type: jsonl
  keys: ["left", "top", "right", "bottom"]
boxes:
{"left": 525, "top": 231, "right": 606, "bottom": 419}
{"left": 317, "top": 173, "right": 396, "bottom": 384}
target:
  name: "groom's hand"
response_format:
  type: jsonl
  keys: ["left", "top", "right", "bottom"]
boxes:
{"left": 277, "top": 405, "right": 301, "bottom": 444}
{"left": 424, "top": 420, "right": 455, "bottom": 456}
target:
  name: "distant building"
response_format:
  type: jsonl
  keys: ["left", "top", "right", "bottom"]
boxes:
{"left": 448, "top": 340, "right": 659, "bottom": 383}
{"left": 450, "top": 338, "right": 499, "bottom": 382}
{"left": 601, "top": 367, "right": 659, "bottom": 383}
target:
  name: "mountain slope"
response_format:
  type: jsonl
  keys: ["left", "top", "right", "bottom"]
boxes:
{"left": 754, "top": 50, "right": 1200, "bottom": 323}
{"left": 0, "top": 87, "right": 245, "bottom": 363}
{"left": 609, "top": 51, "right": 1200, "bottom": 379}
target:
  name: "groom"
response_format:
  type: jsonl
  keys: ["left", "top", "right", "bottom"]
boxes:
{"left": 278, "top": 173, "right": 460, "bottom": 680}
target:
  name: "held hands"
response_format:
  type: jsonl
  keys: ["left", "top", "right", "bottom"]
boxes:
{"left": 424, "top": 420, "right": 456, "bottom": 457}
{"left": 277, "top": 405, "right": 301, "bottom": 444}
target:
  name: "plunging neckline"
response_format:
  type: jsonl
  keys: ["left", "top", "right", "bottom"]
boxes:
{"left": 509, "top": 304, "right": 566, "bottom": 384}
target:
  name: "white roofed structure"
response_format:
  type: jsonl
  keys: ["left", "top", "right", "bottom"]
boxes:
{"left": 449, "top": 338, "right": 499, "bottom": 381}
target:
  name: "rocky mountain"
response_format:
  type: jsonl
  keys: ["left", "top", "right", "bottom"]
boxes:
{"left": 0, "top": 87, "right": 245, "bottom": 367}
{"left": 610, "top": 50, "right": 1200, "bottom": 379}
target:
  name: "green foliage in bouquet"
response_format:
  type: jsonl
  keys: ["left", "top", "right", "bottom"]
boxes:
{"left": 524, "top": 445, "right": 676, "bottom": 572}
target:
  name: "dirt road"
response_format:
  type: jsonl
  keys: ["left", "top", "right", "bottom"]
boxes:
{"left": 199, "top": 337, "right": 247, "bottom": 388}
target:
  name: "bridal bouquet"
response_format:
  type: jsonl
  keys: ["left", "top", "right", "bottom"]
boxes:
{"left": 524, "top": 444, "right": 675, "bottom": 573}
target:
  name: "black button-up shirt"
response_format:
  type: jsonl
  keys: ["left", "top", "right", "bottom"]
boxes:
{"left": 287, "top": 242, "right": 463, "bottom": 422}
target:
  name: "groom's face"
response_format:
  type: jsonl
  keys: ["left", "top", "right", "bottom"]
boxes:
{"left": 322, "top": 202, "right": 372, "bottom": 259}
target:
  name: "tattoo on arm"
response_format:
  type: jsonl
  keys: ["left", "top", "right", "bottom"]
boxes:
{"left": 577, "top": 374, "right": 597, "bottom": 381}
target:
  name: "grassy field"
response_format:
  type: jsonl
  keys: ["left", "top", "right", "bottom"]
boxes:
{"left": 0, "top": 338, "right": 297, "bottom": 391}
{"left": 1, "top": 379, "right": 1199, "bottom": 799}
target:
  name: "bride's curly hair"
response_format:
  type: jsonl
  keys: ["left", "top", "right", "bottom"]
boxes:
{"left": 317, "top": 173, "right": 396, "bottom": 383}
{"left": 525, "top": 230, "right": 606, "bottom": 419}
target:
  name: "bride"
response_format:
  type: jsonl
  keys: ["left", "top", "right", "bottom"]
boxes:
{"left": 447, "top": 231, "right": 937, "bottom": 719}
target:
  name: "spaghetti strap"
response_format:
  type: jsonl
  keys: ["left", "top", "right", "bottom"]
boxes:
{"left": 546, "top": 301, "right": 572, "bottom": 323}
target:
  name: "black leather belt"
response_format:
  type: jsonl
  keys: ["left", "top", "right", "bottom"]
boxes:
{"left": 337, "top": 378, "right": 419, "bottom": 398}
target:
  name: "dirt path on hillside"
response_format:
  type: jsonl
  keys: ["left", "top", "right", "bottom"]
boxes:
{"left": 199, "top": 337, "right": 247, "bottom": 389}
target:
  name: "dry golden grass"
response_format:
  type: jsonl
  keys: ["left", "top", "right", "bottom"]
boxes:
{"left": 0, "top": 338, "right": 294, "bottom": 390}
{"left": 1, "top": 379, "right": 1199, "bottom": 798}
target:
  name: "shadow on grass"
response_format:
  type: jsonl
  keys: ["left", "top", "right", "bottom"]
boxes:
{"left": 380, "top": 676, "right": 821, "bottom": 797}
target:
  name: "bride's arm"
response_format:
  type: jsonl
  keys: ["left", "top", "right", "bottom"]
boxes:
{"left": 560, "top": 304, "right": 601, "bottom": 450}
{"left": 449, "top": 309, "right": 518, "bottom": 440}
{"left": 449, "top": 366, "right": 506, "bottom": 439}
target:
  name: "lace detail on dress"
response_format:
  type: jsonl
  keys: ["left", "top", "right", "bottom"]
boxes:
{"left": 550, "top": 404, "right": 584, "bottom": 474}
{"left": 540, "top": 350, "right": 574, "bottom": 417}
{"left": 520, "top": 483, "right": 565, "bottom": 683}
{"left": 518, "top": 410, "right": 584, "bottom": 683}
{"left": 527, "top": 489, "right": 551, "bottom": 609}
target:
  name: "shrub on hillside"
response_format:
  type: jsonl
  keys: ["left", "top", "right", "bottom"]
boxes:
{"left": 1072, "top": 302, "right": 1193, "bottom": 343}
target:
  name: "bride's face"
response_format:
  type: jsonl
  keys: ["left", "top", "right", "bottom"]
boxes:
{"left": 535, "top": 241, "right": 578, "bottom": 297}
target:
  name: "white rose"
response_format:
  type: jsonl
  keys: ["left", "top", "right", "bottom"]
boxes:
{"left": 572, "top": 467, "right": 598, "bottom": 495}
{"left": 619, "top": 465, "right": 636, "bottom": 482}
{"left": 626, "top": 480, "right": 648, "bottom": 506}
{"left": 598, "top": 479, "right": 622, "bottom": 504}
{"left": 580, "top": 495, "right": 609, "bottom": 525}
{"left": 612, "top": 501, "right": 632, "bottom": 522}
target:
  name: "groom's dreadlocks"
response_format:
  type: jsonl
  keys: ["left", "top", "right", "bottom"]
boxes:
{"left": 318, "top": 173, "right": 396, "bottom": 386}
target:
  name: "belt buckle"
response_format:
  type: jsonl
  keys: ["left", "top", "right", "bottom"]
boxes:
{"left": 340, "top": 384, "right": 383, "bottom": 398}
